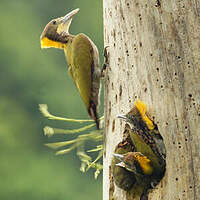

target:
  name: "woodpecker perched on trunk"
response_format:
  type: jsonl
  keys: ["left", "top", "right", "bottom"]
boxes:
{"left": 40, "top": 9, "right": 101, "bottom": 129}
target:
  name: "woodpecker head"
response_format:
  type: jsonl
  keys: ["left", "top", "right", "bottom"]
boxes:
{"left": 40, "top": 8, "right": 79, "bottom": 49}
{"left": 113, "top": 152, "right": 153, "bottom": 176}
{"left": 117, "top": 100, "right": 154, "bottom": 131}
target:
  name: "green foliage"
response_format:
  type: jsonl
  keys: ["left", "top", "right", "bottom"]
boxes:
{"left": 0, "top": 0, "right": 103, "bottom": 199}
{"left": 39, "top": 103, "right": 103, "bottom": 178}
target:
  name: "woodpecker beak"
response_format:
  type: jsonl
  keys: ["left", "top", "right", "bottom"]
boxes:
{"left": 59, "top": 8, "right": 79, "bottom": 33}
{"left": 115, "top": 162, "right": 126, "bottom": 168}
{"left": 117, "top": 114, "right": 128, "bottom": 121}
{"left": 113, "top": 153, "right": 126, "bottom": 168}
{"left": 113, "top": 153, "right": 124, "bottom": 161}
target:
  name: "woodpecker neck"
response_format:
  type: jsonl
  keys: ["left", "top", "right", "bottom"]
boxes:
{"left": 60, "top": 33, "right": 74, "bottom": 44}
{"left": 41, "top": 33, "right": 74, "bottom": 49}
{"left": 136, "top": 155, "right": 153, "bottom": 175}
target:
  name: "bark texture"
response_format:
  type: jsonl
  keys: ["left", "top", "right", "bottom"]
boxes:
{"left": 103, "top": 1, "right": 200, "bottom": 200}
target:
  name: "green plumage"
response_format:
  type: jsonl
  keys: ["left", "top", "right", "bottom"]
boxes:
{"left": 64, "top": 33, "right": 100, "bottom": 110}
{"left": 126, "top": 124, "right": 165, "bottom": 178}
{"left": 111, "top": 101, "right": 166, "bottom": 199}
{"left": 111, "top": 130, "right": 136, "bottom": 191}
{"left": 40, "top": 9, "right": 101, "bottom": 129}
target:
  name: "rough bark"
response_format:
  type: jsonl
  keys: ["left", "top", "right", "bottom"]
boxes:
{"left": 103, "top": 1, "right": 200, "bottom": 200}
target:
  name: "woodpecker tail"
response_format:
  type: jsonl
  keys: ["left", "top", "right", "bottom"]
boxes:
{"left": 88, "top": 100, "right": 100, "bottom": 129}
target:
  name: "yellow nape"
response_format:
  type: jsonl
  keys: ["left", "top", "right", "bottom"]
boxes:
{"left": 134, "top": 100, "right": 154, "bottom": 130}
{"left": 40, "top": 37, "right": 65, "bottom": 49}
{"left": 136, "top": 154, "right": 153, "bottom": 175}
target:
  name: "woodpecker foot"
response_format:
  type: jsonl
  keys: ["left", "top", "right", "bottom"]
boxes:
{"left": 101, "top": 46, "right": 109, "bottom": 78}
{"left": 150, "top": 179, "right": 159, "bottom": 188}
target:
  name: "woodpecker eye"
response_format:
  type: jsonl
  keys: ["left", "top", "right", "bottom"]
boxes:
{"left": 52, "top": 20, "right": 56, "bottom": 25}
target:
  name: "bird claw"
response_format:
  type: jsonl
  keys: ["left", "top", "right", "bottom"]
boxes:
{"left": 101, "top": 46, "right": 109, "bottom": 78}
{"left": 150, "top": 179, "right": 159, "bottom": 188}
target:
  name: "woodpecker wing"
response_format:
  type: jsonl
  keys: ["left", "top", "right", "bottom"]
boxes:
{"left": 65, "top": 33, "right": 100, "bottom": 127}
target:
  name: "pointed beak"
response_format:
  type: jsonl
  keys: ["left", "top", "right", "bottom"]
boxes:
{"left": 56, "top": 8, "right": 79, "bottom": 34}
{"left": 113, "top": 153, "right": 124, "bottom": 161}
{"left": 61, "top": 8, "right": 79, "bottom": 32}
{"left": 117, "top": 114, "right": 127, "bottom": 120}
{"left": 115, "top": 161, "right": 126, "bottom": 168}
{"left": 61, "top": 8, "right": 79, "bottom": 24}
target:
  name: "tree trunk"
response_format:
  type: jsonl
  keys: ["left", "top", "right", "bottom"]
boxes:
{"left": 103, "top": 1, "right": 200, "bottom": 200}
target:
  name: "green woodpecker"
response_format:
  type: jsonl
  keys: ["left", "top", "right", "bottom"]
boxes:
{"left": 112, "top": 133, "right": 156, "bottom": 199}
{"left": 118, "top": 100, "right": 166, "bottom": 164}
{"left": 40, "top": 9, "right": 101, "bottom": 129}
{"left": 111, "top": 100, "right": 166, "bottom": 199}
{"left": 113, "top": 150, "right": 157, "bottom": 200}
{"left": 113, "top": 152, "right": 153, "bottom": 176}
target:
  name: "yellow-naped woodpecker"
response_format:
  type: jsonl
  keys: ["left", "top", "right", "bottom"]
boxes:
{"left": 113, "top": 152, "right": 153, "bottom": 176}
{"left": 111, "top": 100, "right": 166, "bottom": 199}
{"left": 118, "top": 100, "right": 166, "bottom": 166}
{"left": 40, "top": 9, "right": 101, "bottom": 129}
{"left": 113, "top": 150, "right": 157, "bottom": 200}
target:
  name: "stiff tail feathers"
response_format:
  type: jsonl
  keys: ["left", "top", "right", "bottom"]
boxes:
{"left": 88, "top": 100, "right": 100, "bottom": 129}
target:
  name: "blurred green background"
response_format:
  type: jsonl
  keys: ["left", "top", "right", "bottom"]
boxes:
{"left": 0, "top": 0, "right": 103, "bottom": 199}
